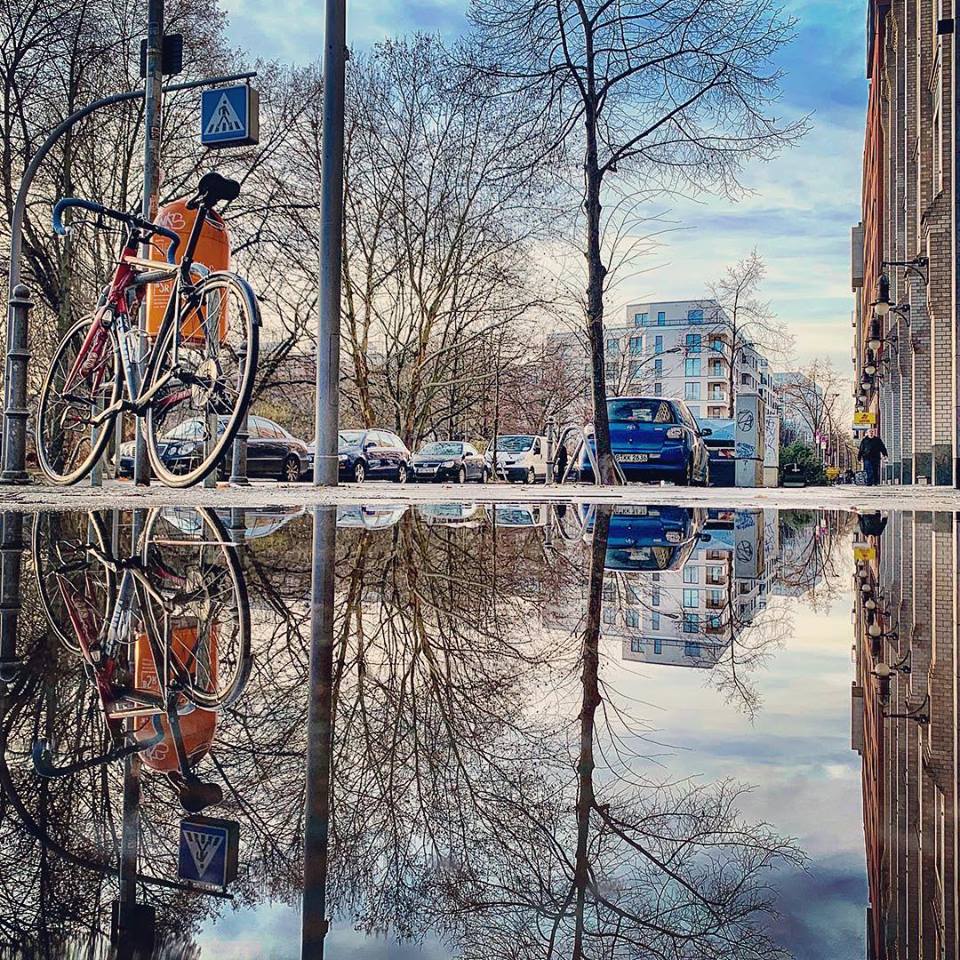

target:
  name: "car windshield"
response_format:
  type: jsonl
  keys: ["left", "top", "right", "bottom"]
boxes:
{"left": 495, "top": 435, "right": 534, "bottom": 452}
{"left": 338, "top": 430, "right": 365, "bottom": 448}
{"left": 607, "top": 399, "right": 674, "bottom": 423}
{"left": 418, "top": 442, "right": 462, "bottom": 457}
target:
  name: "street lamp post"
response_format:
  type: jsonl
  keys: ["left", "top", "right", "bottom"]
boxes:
{"left": 313, "top": 0, "right": 347, "bottom": 486}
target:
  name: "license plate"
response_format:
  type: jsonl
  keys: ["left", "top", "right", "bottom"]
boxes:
{"left": 617, "top": 453, "right": 648, "bottom": 463}
{"left": 615, "top": 505, "right": 648, "bottom": 516}
{"left": 417, "top": 466, "right": 436, "bottom": 473}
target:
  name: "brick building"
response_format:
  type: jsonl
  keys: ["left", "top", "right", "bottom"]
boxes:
{"left": 851, "top": 510, "right": 958, "bottom": 956}
{"left": 852, "top": 0, "right": 958, "bottom": 485}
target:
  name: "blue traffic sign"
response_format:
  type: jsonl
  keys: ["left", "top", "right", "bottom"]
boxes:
{"left": 178, "top": 816, "right": 239, "bottom": 890}
{"left": 200, "top": 85, "right": 259, "bottom": 148}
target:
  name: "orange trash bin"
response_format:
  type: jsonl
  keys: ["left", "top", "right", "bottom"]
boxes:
{"left": 145, "top": 197, "right": 231, "bottom": 345}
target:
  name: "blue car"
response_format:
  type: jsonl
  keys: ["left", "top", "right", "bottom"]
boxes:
{"left": 604, "top": 505, "right": 705, "bottom": 571}
{"left": 575, "top": 397, "right": 711, "bottom": 485}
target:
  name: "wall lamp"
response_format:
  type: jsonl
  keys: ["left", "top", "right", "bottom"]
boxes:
{"left": 884, "top": 691, "right": 930, "bottom": 725}
{"left": 872, "top": 274, "right": 914, "bottom": 324}
{"left": 873, "top": 651, "right": 912, "bottom": 702}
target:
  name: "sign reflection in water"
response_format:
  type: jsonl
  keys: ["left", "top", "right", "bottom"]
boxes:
{"left": 0, "top": 501, "right": 946, "bottom": 959}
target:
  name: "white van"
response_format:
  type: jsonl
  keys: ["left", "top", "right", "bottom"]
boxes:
{"left": 486, "top": 434, "right": 548, "bottom": 483}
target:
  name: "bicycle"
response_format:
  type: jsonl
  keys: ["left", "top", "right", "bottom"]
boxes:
{"left": 36, "top": 172, "right": 260, "bottom": 487}
{"left": 31, "top": 507, "right": 252, "bottom": 812}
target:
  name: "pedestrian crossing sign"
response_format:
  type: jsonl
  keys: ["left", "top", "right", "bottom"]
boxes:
{"left": 200, "top": 84, "right": 259, "bottom": 148}
{"left": 178, "top": 815, "right": 239, "bottom": 890}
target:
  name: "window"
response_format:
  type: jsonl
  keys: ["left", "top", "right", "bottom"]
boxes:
{"left": 606, "top": 337, "right": 620, "bottom": 354}
{"left": 684, "top": 641, "right": 701, "bottom": 657}
{"left": 654, "top": 359, "right": 662, "bottom": 375}
{"left": 710, "top": 337, "right": 725, "bottom": 353}
{"left": 626, "top": 609, "right": 639, "bottom": 628}
{"left": 708, "top": 614, "right": 723, "bottom": 629}
{"left": 657, "top": 311, "right": 666, "bottom": 325}
{"left": 652, "top": 615, "right": 661, "bottom": 632}
{"left": 707, "top": 406, "right": 724, "bottom": 418}
{"left": 709, "top": 386, "right": 725, "bottom": 401}
{"left": 603, "top": 608, "right": 616, "bottom": 624}
{"left": 685, "top": 358, "right": 701, "bottom": 377}
{"left": 682, "top": 615, "right": 700, "bottom": 635}
{"left": 652, "top": 588, "right": 661, "bottom": 607}
{"left": 630, "top": 638, "right": 642, "bottom": 653}
{"left": 682, "top": 589, "right": 700, "bottom": 608}
{"left": 628, "top": 360, "right": 642, "bottom": 378}
{"left": 683, "top": 566, "right": 699, "bottom": 584}
{"left": 684, "top": 382, "right": 701, "bottom": 400}
{"left": 933, "top": 60, "right": 944, "bottom": 193}
{"left": 685, "top": 333, "right": 702, "bottom": 353}
{"left": 654, "top": 336, "right": 663, "bottom": 354}
{"left": 741, "top": 372, "right": 752, "bottom": 385}
{"left": 687, "top": 309, "right": 703, "bottom": 323}
{"left": 634, "top": 312, "right": 649, "bottom": 326}
{"left": 653, "top": 637, "right": 662, "bottom": 653}
{"left": 653, "top": 382, "right": 663, "bottom": 396}
{"left": 709, "top": 359, "right": 724, "bottom": 376}
{"left": 606, "top": 362, "right": 618, "bottom": 380}
{"left": 602, "top": 581, "right": 616, "bottom": 601}
{"left": 629, "top": 336, "right": 643, "bottom": 355}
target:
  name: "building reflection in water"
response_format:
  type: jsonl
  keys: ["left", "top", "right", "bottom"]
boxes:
{"left": 851, "top": 510, "right": 958, "bottom": 960}
{"left": 0, "top": 500, "right": 905, "bottom": 958}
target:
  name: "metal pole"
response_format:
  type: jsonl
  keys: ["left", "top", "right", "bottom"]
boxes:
{"left": 0, "top": 513, "right": 24, "bottom": 691}
{"left": 301, "top": 506, "right": 336, "bottom": 957}
{"left": 133, "top": 0, "right": 164, "bottom": 487}
{"left": 545, "top": 415, "right": 556, "bottom": 485}
{"left": 312, "top": 0, "right": 347, "bottom": 487}
{"left": 229, "top": 342, "right": 250, "bottom": 486}
{"left": 0, "top": 286, "right": 32, "bottom": 484}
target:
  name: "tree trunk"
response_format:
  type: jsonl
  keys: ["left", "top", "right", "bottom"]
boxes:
{"left": 583, "top": 110, "right": 618, "bottom": 485}
{"left": 572, "top": 506, "right": 609, "bottom": 957}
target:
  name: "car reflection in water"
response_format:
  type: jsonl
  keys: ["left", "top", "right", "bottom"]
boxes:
{"left": 484, "top": 503, "right": 548, "bottom": 528}
{"left": 336, "top": 504, "right": 409, "bottom": 530}
{"left": 415, "top": 502, "right": 486, "bottom": 528}
{"left": 599, "top": 504, "right": 705, "bottom": 572}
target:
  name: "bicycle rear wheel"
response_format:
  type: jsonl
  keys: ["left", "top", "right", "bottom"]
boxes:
{"left": 32, "top": 511, "right": 117, "bottom": 655}
{"left": 140, "top": 507, "right": 251, "bottom": 709}
{"left": 143, "top": 272, "right": 259, "bottom": 488}
{"left": 36, "top": 315, "right": 121, "bottom": 484}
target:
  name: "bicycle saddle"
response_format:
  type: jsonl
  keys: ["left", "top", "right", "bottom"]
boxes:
{"left": 176, "top": 777, "right": 224, "bottom": 813}
{"left": 187, "top": 172, "right": 241, "bottom": 210}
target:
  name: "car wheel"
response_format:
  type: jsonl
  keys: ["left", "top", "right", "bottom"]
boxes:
{"left": 397, "top": 464, "right": 408, "bottom": 484}
{"left": 479, "top": 468, "right": 489, "bottom": 484}
{"left": 282, "top": 455, "right": 301, "bottom": 483}
{"left": 525, "top": 467, "right": 536, "bottom": 485}
{"left": 456, "top": 465, "right": 466, "bottom": 484}
{"left": 353, "top": 461, "right": 365, "bottom": 484}
{"left": 676, "top": 462, "right": 691, "bottom": 486}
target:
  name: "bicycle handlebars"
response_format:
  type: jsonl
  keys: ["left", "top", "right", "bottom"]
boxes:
{"left": 52, "top": 197, "right": 181, "bottom": 265}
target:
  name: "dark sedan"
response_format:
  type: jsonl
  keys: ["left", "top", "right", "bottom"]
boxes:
{"left": 335, "top": 429, "right": 410, "bottom": 483}
{"left": 118, "top": 415, "right": 312, "bottom": 481}
{"left": 409, "top": 441, "right": 489, "bottom": 483}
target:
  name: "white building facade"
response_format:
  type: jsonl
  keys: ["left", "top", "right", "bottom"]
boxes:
{"left": 604, "top": 299, "right": 770, "bottom": 421}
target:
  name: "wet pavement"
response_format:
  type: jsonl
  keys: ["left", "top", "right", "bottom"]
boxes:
{"left": 0, "top": 501, "right": 949, "bottom": 958}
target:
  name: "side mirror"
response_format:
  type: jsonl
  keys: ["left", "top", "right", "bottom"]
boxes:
{"left": 364, "top": 440, "right": 376, "bottom": 451}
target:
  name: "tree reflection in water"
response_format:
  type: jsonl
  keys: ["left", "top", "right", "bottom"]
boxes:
{"left": 0, "top": 503, "right": 829, "bottom": 959}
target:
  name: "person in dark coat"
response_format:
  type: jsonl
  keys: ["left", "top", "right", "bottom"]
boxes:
{"left": 857, "top": 428, "right": 888, "bottom": 486}
{"left": 555, "top": 443, "right": 569, "bottom": 482}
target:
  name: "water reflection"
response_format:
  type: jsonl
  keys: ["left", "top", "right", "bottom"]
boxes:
{"left": 0, "top": 501, "right": 940, "bottom": 958}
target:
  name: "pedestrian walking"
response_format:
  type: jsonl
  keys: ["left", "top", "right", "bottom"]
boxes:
{"left": 555, "top": 443, "right": 569, "bottom": 483}
{"left": 857, "top": 428, "right": 888, "bottom": 486}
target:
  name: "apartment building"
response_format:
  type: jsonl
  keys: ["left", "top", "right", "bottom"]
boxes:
{"left": 604, "top": 299, "right": 769, "bottom": 420}
{"left": 853, "top": 1, "right": 959, "bottom": 485}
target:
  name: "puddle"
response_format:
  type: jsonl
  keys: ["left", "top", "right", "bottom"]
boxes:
{"left": 0, "top": 503, "right": 942, "bottom": 958}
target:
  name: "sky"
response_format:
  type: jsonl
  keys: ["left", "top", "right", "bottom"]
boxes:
{"left": 219, "top": 0, "right": 867, "bottom": 378}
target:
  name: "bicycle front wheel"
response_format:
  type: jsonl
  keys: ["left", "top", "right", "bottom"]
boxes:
{"left": 144, "top": 272, "right": 259, "bottom": 488}
{"left": 36, "top": 315, "right": 121, "bottom": 485}
{"left": 140, "top": 507, "right": 252, "bottom": 710}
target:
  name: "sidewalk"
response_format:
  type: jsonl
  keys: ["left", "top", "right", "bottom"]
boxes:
{"left": 1, "top": 478, "right": 958, "bottom": 513}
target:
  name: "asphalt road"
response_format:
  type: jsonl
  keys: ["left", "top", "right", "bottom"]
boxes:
{"left": 0, "top": 478, "right": 956, "bottom": 512}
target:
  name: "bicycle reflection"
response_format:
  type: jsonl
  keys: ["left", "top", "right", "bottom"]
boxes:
{"left": 31, "top": 507, "right": 250, "bottom": 813}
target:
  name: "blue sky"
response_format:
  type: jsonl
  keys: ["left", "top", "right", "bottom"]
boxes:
{"left": 221, "top": 0, "right": 866, "bottom": 378}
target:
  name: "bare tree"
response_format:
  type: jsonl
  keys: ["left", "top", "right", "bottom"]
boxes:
{"left": 467, "top": 0, "right": 806, "bottom": 483}
{"left": 704, "top": 250, "right": 793, "bottom": 416}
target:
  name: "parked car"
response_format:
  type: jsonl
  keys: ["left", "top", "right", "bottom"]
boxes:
{"left": 117, "top": 414, "right": 312, "bottom": 481}
{"left": 486, "top": 434, "right": 548, "bottom": 483}
{"left": 573, "top": 397, "right": 711, "bottom": 485}
{"left": 484, "top": 503, "right": 549, "bottom": 528}
{"left": 333, "top": 429, "right": 410, "bottom": 483}
{"left": 603, "top": 505, "right": 706, "bottom": 572}
{"left": 336, "top": 505, "right": 408, "bottom": 530}
{"left": 416, "top": 503, "right": 486, "bottom": 528}
{"left": 409, "top": 441, "right": 489, "bottom": 483}
{"left": 697, "top": 417, "right": 736, "bottom": 487}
